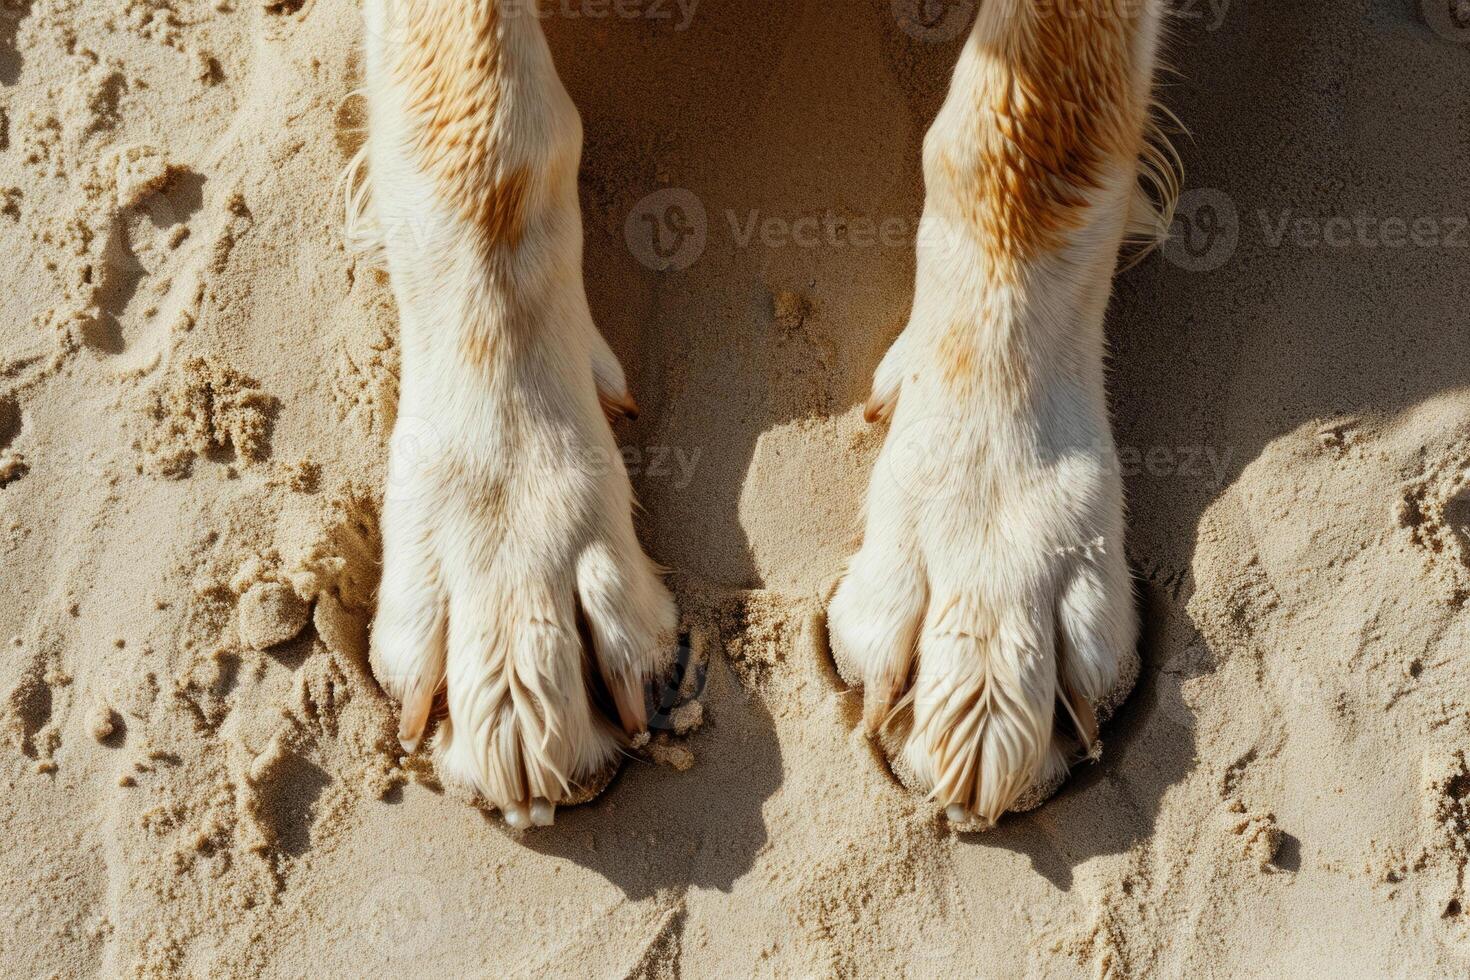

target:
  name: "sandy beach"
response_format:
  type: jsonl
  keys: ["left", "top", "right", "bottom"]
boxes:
{"left": 3, "top": 0, "right": 1470, "bottom": 975}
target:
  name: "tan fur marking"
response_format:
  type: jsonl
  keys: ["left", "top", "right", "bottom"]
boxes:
{"left": 937, "top": 319, "right": 1031, "bottom": 403}
{"left": 932, "top": 1, "right": 1147, "bottom": 275}
{"left": 461, "top": 314, "right": 501, "bottom": 370}
{"left": 394, "top": 0, "right": 530, "bottom": 247}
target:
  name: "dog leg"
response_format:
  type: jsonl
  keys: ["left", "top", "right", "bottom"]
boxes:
{"left": 356, "top": 0, "right": 676, "bottom": 829}
{"left": 830, "top": 0, "right": 1175, "bottom": 828}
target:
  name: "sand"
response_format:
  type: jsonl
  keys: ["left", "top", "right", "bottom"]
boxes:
{"left": 2, "top": 0, "right": 1469, "bottom": 976}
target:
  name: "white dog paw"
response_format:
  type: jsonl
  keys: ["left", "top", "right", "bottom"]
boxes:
{"left": 370, "top": 404, "right": 676, "bottom": 828}
{"left": 829, "top": 362, "right": 1139, "bottom": 829}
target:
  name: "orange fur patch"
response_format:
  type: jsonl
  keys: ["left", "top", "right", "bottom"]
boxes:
{"left": 937, "top": 316, "right": 1031, "bottom": 405}
{"left": 927, "top": 0, "right": 1153, "bottom": 399}
{"left": 462, "top": 314, "right": 500, "bottom": 371}
{"left": 394, "top": 0, "right": 529, "bottom": 248}
{"left": 931, "top": 0, "right": 1148, "bottom": 272}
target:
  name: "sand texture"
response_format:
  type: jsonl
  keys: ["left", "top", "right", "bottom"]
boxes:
{"left": 3, "top": 0, "right": 1470, "bottom": 976}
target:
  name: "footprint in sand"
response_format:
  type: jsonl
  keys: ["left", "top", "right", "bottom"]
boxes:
{"left": 0, "top": 394, "right": 26, "bottom": 487}
{"left": 84, "top": 158, "right": 207, "bottom": 364}
{"left": 1444, "top": 485, "right": 1470, "bottom": 562}
{"left": 2, "top": 670, "right": 50, "bottom": 758}
{"left": 246, "top": 746, "right": 333, "bottom": 858}
{"left": 1398, "top": 447, "right": 1470, "bottom": 599}
{"left": 0, "top": 0, "right": 33, "bottom": 86}
{"left": 263, "top": 0, "right": 309, "bottom": 16}
{"left": 260, "top": 0, "right": 314, "bottom": 41}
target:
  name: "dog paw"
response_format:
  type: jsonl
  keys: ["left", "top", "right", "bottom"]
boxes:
{"left": 370, "top": 382, "right": 676, "bottom": 829}
{"left": 829, "top": 352, "right": 1139, "bottom": 829}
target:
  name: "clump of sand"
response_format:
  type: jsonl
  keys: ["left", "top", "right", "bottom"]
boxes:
{"left": 2, "top": 0, "right": 1470, "bottom": 977}
{"left": 136, "top": 356, "right": 276, "bottom": 478}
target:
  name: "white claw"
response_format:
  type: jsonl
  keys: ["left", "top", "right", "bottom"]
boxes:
{"left": 946, "top": 804, "right": 974, "bottom": 825}
{"left": 530, "top": 799, "right": 556, "bottom": 827}
{"left": 503, "top": 805, "right": 531, "bottom": 830}
{"left": 399, "top": 734, "right": 420, "bottom": 755}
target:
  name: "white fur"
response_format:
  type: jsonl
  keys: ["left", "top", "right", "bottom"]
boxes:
{"left": 828, "top": 1, "right": 1166, "bottom": 828}
{"left": 353, "top": 0, "right": 1168, "bottom": 832}
{"left": 356, "top": 0, "right": 676, "bottom": 829}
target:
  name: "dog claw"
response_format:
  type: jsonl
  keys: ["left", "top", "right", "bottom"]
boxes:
{"left": 599, "top": 391, "right": 640, "bottom": 423}
{"left": 863, "top": 392, "right": 894, "bottom": 424}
